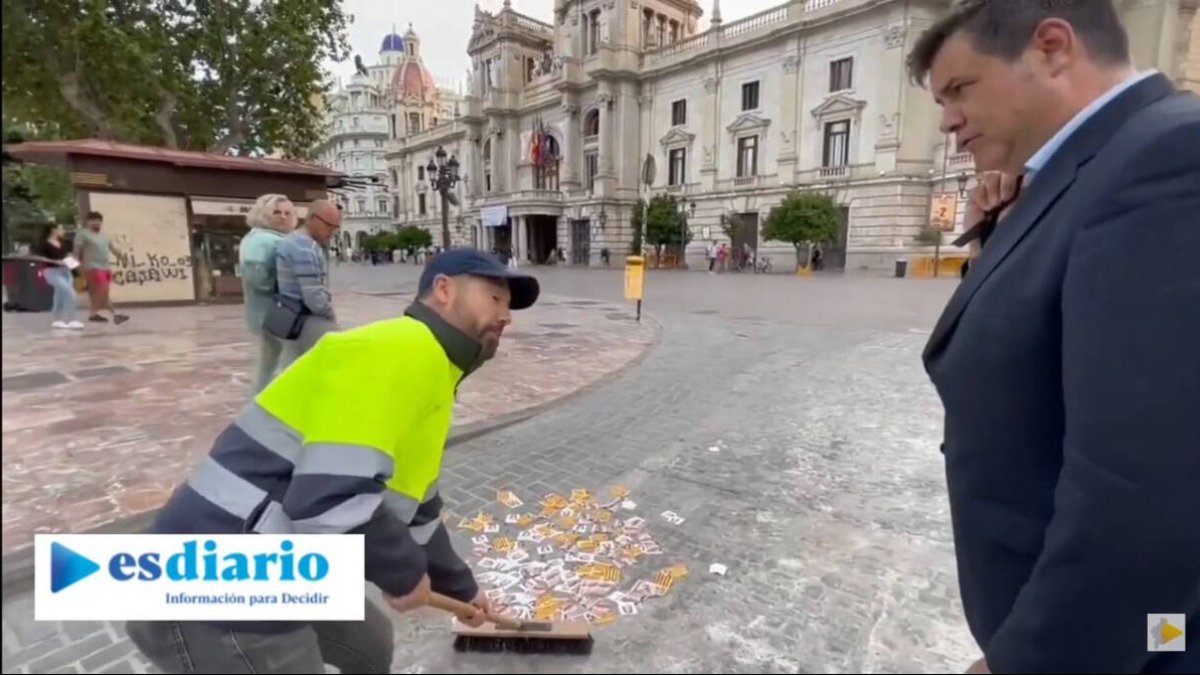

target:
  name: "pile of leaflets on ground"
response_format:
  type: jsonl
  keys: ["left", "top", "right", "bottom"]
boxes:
{"left": 457, "top": 486, "right": 689, "bottom": 625}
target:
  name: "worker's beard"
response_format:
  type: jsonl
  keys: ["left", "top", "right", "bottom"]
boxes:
{"left": 477, "top": 325, "right": 502, "bottom": 360}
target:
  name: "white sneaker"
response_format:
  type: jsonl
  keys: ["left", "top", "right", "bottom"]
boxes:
{"left": 51, "top": 321, "right": 69, "bottom": 329}
{"left": 67, "top": 321, "right": 85, "bottom": 330}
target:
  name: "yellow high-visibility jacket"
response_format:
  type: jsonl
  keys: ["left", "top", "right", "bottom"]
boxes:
{"left": 149, "top": 302, "right": 483, "bottom": 629}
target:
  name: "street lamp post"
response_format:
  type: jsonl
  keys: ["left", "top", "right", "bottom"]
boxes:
{"left": 426, "top": 145, "right": 461, "bottom": 250}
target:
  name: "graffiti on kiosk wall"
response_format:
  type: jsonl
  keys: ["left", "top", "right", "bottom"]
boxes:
{"left": 87, "top": 192, "right": 195, "bottom": 302}
{"left": 112, "top": 248, "right": 193, "bottom": 286}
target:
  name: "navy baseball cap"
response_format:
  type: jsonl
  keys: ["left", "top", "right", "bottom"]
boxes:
{"left": 418, "top": 249, "right": 541, "bottom": 310}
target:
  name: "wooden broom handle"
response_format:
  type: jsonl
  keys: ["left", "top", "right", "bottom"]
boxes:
{"left": 427, "top": 592, "right": 524, "bottom": 630}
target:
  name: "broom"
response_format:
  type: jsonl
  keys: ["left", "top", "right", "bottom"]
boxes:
{"left": 428, "top": 592, "right": 594, "bottom": 655}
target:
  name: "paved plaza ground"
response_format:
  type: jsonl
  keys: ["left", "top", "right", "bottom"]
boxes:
{"left": 1, "top": 266, "right": 656, "bottom": 556}
{"left": 2, "top": 264, "right": 978, "bottom": 674}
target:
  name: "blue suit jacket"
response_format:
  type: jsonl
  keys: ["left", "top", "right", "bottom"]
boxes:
{"left": 923, "top": 74, "right": 1200, "bottom": 672}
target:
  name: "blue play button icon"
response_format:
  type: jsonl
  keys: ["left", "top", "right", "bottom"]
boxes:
{"left": 50, "top": 542, "right": 99, "bottom": 592}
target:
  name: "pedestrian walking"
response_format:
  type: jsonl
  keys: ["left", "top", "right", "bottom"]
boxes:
{"left": 30, "top": 223, "right": 83, "bottom": 330}
{"left": 72, "top": 211, "right": 129, "bottom": 325}
{"left": 273, "top": 200, "right": 341, "bottom": 369}
{"left": 910, "top": 1, "right": 1200, "bottom": 671}
{"left": 125, "top": 249, "right": 541, "bottom": 674}
{"left": 239, "top": 194, "right": 297, "bottom": 393}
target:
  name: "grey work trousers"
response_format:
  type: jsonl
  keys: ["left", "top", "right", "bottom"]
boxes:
{"left": 125, "top": 597, "right": 393, "bottom": 673}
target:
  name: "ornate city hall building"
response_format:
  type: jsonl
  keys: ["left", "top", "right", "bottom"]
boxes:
{"left": 318, "top": 25, "right": 463, "bottom": 250}
{"left": 385, "top": 0, "right": 1200, "bottom": 271}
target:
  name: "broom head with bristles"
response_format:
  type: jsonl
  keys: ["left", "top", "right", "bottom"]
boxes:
{"left": 450, "top": 617, "right": 595, "bottom": 655}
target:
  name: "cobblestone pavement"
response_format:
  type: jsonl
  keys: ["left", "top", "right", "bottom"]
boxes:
{"left": 1, "top": 264, "right": 656, "bottom": 556}
{"left": 2, "top": 266, "right": 979, "bottom": 674}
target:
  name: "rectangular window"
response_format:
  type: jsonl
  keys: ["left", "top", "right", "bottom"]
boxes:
{"left": 418, "top": 193, "right": 427, "bottom": 215}
{"left": 418, "top": 166, "right": 425, "bottom": 181}
{"left": 830, "top": 57, "right": 854, "bottom": 92}
{"left": 377, "top": 198, "right": 387, "bottom": 214}
{"left": 485, "top": 172, "right": 492, "bottom": 192}
{"left": 736, "top": 135, "right": 758, "bottom": 177}
{"left": 588, "top": 11, "right": 600, "bottom": 54}
{"left": 822, "top": 120, "right": 851, "bottom": 167}
{"left": 585, "top": 152, "right": 599, "bottom": 190}
{"left": 671, "top": 99, "right": 686, "bottom": 126}
{"left": 356, "top": 197, "right": 366, "bottom": 213}
{"left": 535, "top": 161, "right": 560, "bottom": 191}
{"left": 668, "top": 148, "right": 686, "bottom": 186}
{"left": 741, "top": 81, "right": 759, "bottom": 111}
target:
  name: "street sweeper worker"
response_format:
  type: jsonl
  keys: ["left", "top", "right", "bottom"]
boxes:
{"left": 125, "top": 249, "right": 540, "bottom": 674}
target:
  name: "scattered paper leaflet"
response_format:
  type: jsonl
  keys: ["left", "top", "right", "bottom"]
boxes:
{"left": 457, "top": 487, "right": 687, "bottom": 626}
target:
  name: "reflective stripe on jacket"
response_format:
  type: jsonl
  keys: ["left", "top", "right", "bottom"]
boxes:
{"left": 149, "top": 302, "right": 483, "bottom": 630}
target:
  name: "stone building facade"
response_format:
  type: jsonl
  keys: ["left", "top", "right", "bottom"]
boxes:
{"left": 318, "top": 26, "right": 463, "bottom": 251}
{"left": 387, "top": 0, "right": 1200, "bottom": 271}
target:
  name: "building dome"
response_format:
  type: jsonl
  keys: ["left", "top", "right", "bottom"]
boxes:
{"left": 391, "top": 59, "right": 436, "bottom": 102}
{"left": 380, "top": 33, "right": 405, "bottom": 53}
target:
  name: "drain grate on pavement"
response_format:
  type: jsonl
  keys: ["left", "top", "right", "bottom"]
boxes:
{"left": 71, "top": 365, "right": 133, "bottom": 379}
{"left": 2, "top": 371, "right": 69, "bottom": 391}
{"left": 539, "top": 322, "right": 579, "bottom": 329}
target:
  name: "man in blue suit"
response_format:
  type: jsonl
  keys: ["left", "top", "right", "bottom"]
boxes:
{"left": 907, "top": 1, "right": 1200, "bottom": 672}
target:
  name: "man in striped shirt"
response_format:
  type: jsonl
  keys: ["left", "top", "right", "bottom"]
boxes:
{"left": 275, "top": 200, "right": 340, "bottom": 368}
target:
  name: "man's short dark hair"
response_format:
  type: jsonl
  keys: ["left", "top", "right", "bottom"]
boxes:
{"left": 906, "top": 0, "right": 1130, "bottom": 86}
{"left": 86, "top": 211, "right": 103, "bottom": 221}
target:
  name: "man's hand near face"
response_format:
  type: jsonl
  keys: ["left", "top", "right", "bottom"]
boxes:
{"left": 965, "top": 171, "right": 1021, "bottom": 229}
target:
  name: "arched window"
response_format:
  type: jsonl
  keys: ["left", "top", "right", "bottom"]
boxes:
{"left": 534, "top": 135, "right": 560, "bottom": 191}
{"left": 583, "top": 109, "right": 600, "bottom": 138}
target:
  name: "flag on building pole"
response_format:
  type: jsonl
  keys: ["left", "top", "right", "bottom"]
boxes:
{"left": 529, "top": 117, "right": 542, "bottom": 167}
{"left": 539, "top": 117, "right": 553, "bottom": 164}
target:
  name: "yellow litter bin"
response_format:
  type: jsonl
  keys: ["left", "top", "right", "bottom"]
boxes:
{"left": 624, "top": 255, "right": 645, "bottom": 322}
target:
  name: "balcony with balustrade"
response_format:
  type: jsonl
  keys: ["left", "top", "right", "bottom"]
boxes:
{"left": 795, "top": 163, "right": 873, "bottom": 183}
{"left": 641, "top": 0, "right": 858, "bottom": 72}
{"left": 470, "top": 188, "right": 564, "bottom": 212}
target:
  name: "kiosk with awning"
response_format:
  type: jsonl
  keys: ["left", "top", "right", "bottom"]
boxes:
{"left": 3, "top": 139, "right": 343, "bottom": 304}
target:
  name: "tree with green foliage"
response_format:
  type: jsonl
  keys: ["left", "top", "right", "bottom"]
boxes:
{"left": 762, "top": 191, "right": 841, "bottom": 270}
{"left": 630, "top": 198, "right": 645, "bottom": 256}
{"left": 1, "top": 0, "right": 350, "bottom": 159}
{"left": 913, "top": 226, "right": 944, "bottom": 245}
{"left": 395, "top": 225, "right": 433, "bottom": 255}
{"left": 643, "top": 193, "right": 689, "bottom": 262}
{"left": 2, "top": 127, "right": 77, "bottom": 252}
